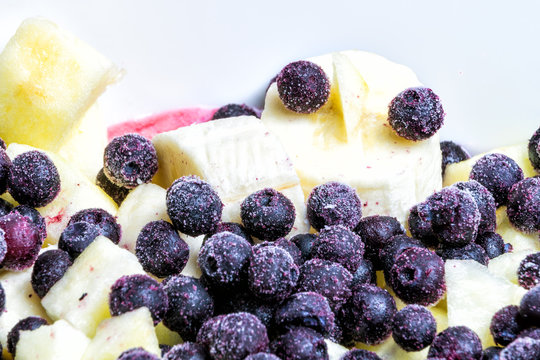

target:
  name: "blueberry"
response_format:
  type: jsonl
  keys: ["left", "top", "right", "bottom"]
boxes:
{"left": 198, "top": 232, "right": 252, "bottom": 290}
{"left": 245, "top": 353, "right": 280, "bottom": 360}
{"left": 0, "top": 149, "right": 11, "bottom": 195}
{"left": 341, "top": 349, "right": 382, "bottom": 360}
{"left": 519, "top": 286, "right": 540, "bottom": 327}
{"left": 507, "top": 177, "right": 540, "bottom": 233}
{"left": 0, "top": 283, "right": 4, "bottom": 313}
{"left": 306, "top": 181, "right": 362, "bottom": 231}
{"left": 163, "top": 342, "right": 209, "bottom": 360}
{"left": 441, "top": 141, "right": 471, "bottom": 176}
{"left": 0, "top": 229, "right": 7, "bottom": 264}
{"left": 388, "top": 87, "right": 444, "bottom": 141}
{"left": 354, "top": 215, "right": 405, "bottom": 270}
{"left": 341, "top": 284, "right": 397, "bottom": 345}
{"left": 96, "top": 168, "right": 130, "bottom": 205}
{"left": 499, "top": 337, "right": 540, "bottom": 360}
{"left": 276, "top": 60, "right": 330, "bottom": 114}
{"left": 310, "top": 225, "right": 364, "bottom": 273}
{"left": 31, "top": 249, "right": 72, "bottom": 298}
{"left": 68, "top": 208, "right": 121, "bottom": 244}
{"left": 528, "top": 126, "right": 540, "bottom": 172}
{"left": 482, "top": 346, "right": 502, "bottom": 360}
{"left": 7, "top": 316, "right": 48, "bottom": 356}
{"left": 196, "top": 315, "right": 225, "bottom": 349}
{"left": 248, "top": 245, "right": 299, "bottom": 302}
{"left": 0, "top": 138, "right": 5, "bottom": 150}
{"left": 519, "top": 253, "right": 540, "bottom": 290}
{"left": 290, "top": 233, "right": 317, "bottom": 262}
{"left": 427, "top": 326, "right": 482, "bottom": 360}
{"left": 518, "top": 328, "right": 540, "bottom": 341}
{"left": 136, "top": 220, "right": 189, "bottom": 278}
{"left": 392, "top": 304, "right": 437, "bottom": 351}
{"left": 470, "top": 153, "right": 524, "bottom": 207}
{"left": 0, "top": 198, "right": 13, "bottom": 217}
{"left": 8, "top": 150, "right": 60, "bottom": 207}
{"left": 274, "top": 292, "right": 334, "bottom": 336}
{"left": 351, "top": 258, "right": 376, "bottom": 287}
{"left": 211, "top": 104, "right": 260, "bottom": 120}
{"left": 0, "top": 212, "right": 43, "bottom": 270}
{"left": 12, "top": 205, "right": 47, "bottom": 242}
{"left": 490, "top": 305, "right": 525, "bottom": 346}
{"left": 162, "top": 275, "right": 214, "bottom": 342}
{"left": 58, "top": 221, "right": 99, "bottom": 259}
{"left": 240, "top": 188, "right": 295, "bottom": 241}
{"left": 389, "top": 247, "right": 446, "bottom": 306}
{"left": 297, "top": 258, "right": 352, "bottom": 312}
{"left": 476, "top": 232, "right": 506, "bottom": 259}
{"left": 166, "top": 176, "right": 223, "bottom": 237}
{"left": 270, "top": 326, "right": 328, "bottom": 360}
{"left": 255, "top": 238, "right": 303, "bottom": 266}
{"left": 379, "top": 234, "right": 425, "bottom": 280}
{"left": 109, "top": 274, "right": 169, "bottom": 325}
{"left": 103, "top": 133, "right": 158, "bottom": 188}
{"left": 205, "top": 221, "right": 253, "bottom": 244}
{"left": 117, "top": 348, "right": 160, "bottom": 360}
{"left": 407, "top": 202, "right": 438, "bottom": 247}
{"left": 454, "top": 180, "right": 497, "bottom": 234}
{"left": 213, "top": 290, "right": 275, "bottom": 328}
{"left": 437, "top": 243, "right": 489, "bottom": 266}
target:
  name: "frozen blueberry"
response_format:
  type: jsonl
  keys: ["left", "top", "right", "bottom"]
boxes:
{"left": 274, "top": 292, "right": 335, "bottom": 336}
{"left": 0, "top": 283, "right": 4, "bottom": 313}
{"left": 454, "top": 180, "right": 497, "bottom": 234}
{"left": 388, "top": 87, "right": 444, "bottom": 141}
{"left": 270, "top": 326, "right": 328, "bottom": 360}
{"left": 0, "top": 150, "right": 11, "bottom": 195}
{"left": 354, "top": 215, "right": 405, "bottom": 270}
{"left": 490, "top": 305, "right": 525, "bottom": 346}
{"left": 0, "top": 198, "right": 13, "bottom": 217}
{"left": 441, "top": 141, "right": 471, "bottom": 176}
{"left": 519, "top": 286, "right": 540, "bottom": 326}
{"left": 206, "top": 312, "right": 269, "bottom": 360}
{"left": 518, "top": 328, "right": 540, "bottom": 341}
{"left": 166, "top": 176, "right": 223, "bottom": 237}
{"left": 507, "top": 177, "right": 540, "bottom": 233}
{"left": 31, "top": 249, "right": 72, "bottom": 298}
{"left": 392, "top": 304, "right": 437, "bottom": 351}
{"left": 0, "top": 229, "right": 7, "bottom": 264}
{"left": 470, "top": 153, "right": 524, "bottom": 207}
{"left": 482, "top": 346, "right": 502, "bottom": 360}
{"left": 341, "top": 284, "right": 397, "bottom": 345}
{"left": 213, "top": 290, "right": 275, "bottom": 328}
{"left": 103, "top": 133, "right": 158, "bottom": 188}
{"left": 8, "top": 150, "right": 60, "bottom": 207}
{"left": 96, "top": 168, "right": 130, "bottom": 205}
{"left": 306, "top": 182, "right": 362, "bottom": 231}
{"left": 0, "top": 212, "right": 43, "bottom": 270}
{"left": 58, "top": 221, "right": 99, "bottom": 259}
{"left": 341, "top": 349, "right": 382, "bottom": 360}
{"left": 7, "top": 316, "right": 48, "bottom": 356}
{"left": 297, "top": 258, "right": 352, "bottom": 312}
{"left": 117, "top": 348, "right": 160, "bottom": 360}
{"left": 389, "top": 247, "right": 446, "bottom": 306}
{"left": 245, "top": 353, "right": 280, "bottom": 360}
{"left": 379, "top": 234, "right": 425, "bottom": 279}
{"left": 519, "top": 253, "right": 540, "bottom": 290}
{"left": 248, "top": 245, "right": 299, "bottom": 302}
{"left": 276, "top": 60, "right": 330, "bottom": 114}
{"left": 310, "top": 225, "right": 364, "bottom": 273}
{"left": 290, "top": 233, "right": 317, "bottom": 262}
{"left": 162, "top": 275, "right": 214, "bottom": 342}
{"left": 476, "top": 232, "right": 506, "bottom": 259}
{"left": 427, "top": 326, "right": 482, "bottom": 360}
{"left": 196, "top": 315, "right": 225, "bottom": 349}
{"left": 437, "top": 243, "right": 489, "bottom": 266}
{"left": 273, "top": 238, "right": 303, "bottom": 266}
{"left": 407, "top": 202, "right": 438, "bottom": 247}
{"left": 241, "top": 188, "right": 295, "bottom": 241}
{"left": 198, "top": 231, "right": 252, "bottom": 290}
{"left": 109, "top": 274, "right": 169, "bottom": 325}
{"left": 212, "top": 104, "right": 260, "bottom": 120}
{"left": 163, "top": 342, "right": 209, "bottom": 360}
{"left": 68, "top": 208, "right": 121, "bottom": 244}
{"left": 11, "top": 205, "right": 47, "bottom": 242}
{"left": 136, "top": 220, "right": 189, "bottom": 278}
{"left": 205, "top": 222, "right": 253, "bottom": 244}
{"left": 351, "top": 258, "right": 376, "bottom": 287}
{"left": 529, "top": 126, "right": 540, "bottom": 172}
{"left": 499, "top": 337, "right": 540, "bottom": 360}
{"left": 0, "top": 138, "right": 5, "bottom": 150}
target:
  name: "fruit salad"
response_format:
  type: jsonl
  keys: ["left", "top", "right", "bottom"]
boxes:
{"left": 0, "top": 17, "right": 539, "bottom": 360}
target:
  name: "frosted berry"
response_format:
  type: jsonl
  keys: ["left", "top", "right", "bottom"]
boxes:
{"left": 379, "top": 234, "right": 425, "bottom": 278}
{"left": 519, "top": 286, "right": 540, "bottom": 326}
{"left": 290, "top": 233, "right": 317, "bottom": 262}
{"left": 96, "top": 168, "right": 130, "bottom": 205}
{"left": 7, "top": 316, "right": 48, "bottom": 356}
{"left": 351, "top": 258, "right": 376, "bottom": 286}
{"left": 0, "top": 198, "right": 13, "bottom": 217}
{"left": 482, "top": 346, "right": 502, "bottom": 360}
{"left": 519, "top": 253, "right": 540, "bottom": 290}
{"left": 163, "top": 342, "right": 209, "bottom": 360}
{"left": 31, "top": 249, "right": 72, "bottom": 298}
{"left": 68, "top": 208, "right": 121, "bottom": 244}
{"left": 392, "top": 304, "right": 436, "bottom": 351}
{"left": 529, "top": 126, "right": 540, "bottom": 171}
{"left": 0, "top": 150, "right": 11, "bottom": 195}
{"left": 213, "top": 290, "right": 275, "bottom": 328}
{"left": 0, "top": 212, "right": 43, "bottom": 270}
{"left": 507, "top": 177, "right": 540, "bottom": 233}
{"left": 58, "top": 221, "right": 99, "bottom": 259}
{"left": 499, "top": 337, "right": 540, "bottom": 360}
{"left": 437, "top": 243, "right": 489, "bottom": 266}
{"left": 117, "top": 348, "right": 160, "bottom": 360}
{"left": 490, "top": 305, "right": 525, "bottom": 346}
{"left": 212, "top": 104, "right": 260, "bottom": 119}
{"left": 476, "top": 232, "right": 506, "bottom": 259}
{"left": 12, "top": 205, "right": 47, "bottom": 242}
{"left": 245, "top": 353, "right": 280, "bottom": 360}
{"left": 311, "top": 225, "right": 364, "bottom": 273}
{"left": 454, "top": 180, "right": 497, "bottom": 234}
{"left": 341, "top": 349, "right": 382, "bottom": 360}
{"left": 270, "top": 326, "right": 328, "bottom": 360}
{"left": 205, "top": 221, "right": 253, "bottom": 244}
{"left": 427, "top": 326, "right": 482, "bottom": 360}
{"left": 441, "top": 141, "right": 470, "bottom": 176}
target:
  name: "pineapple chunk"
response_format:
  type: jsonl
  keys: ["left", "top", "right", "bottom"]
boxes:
{"left": 488, "top": 249, "right": 536, "bottom": 285}
{"left": 41, "top": 236, "right": 145, "bottom": 337}
{"left": 82, "top": 308, "right": 160, "bottom": 360}
{"left": 445, "top": 260, "right": 527, "bottom": 347}
{"left": 0, "top": 18, "right": 121, "bottom": 152}
{"left": 16, "top": 320, "right": 90, "bottom": 360}
{"left": 6, "top": 143, "right": 117, "bottom": 244}
{"left": 155, "top": 322, "right": 182, "bottom": 347}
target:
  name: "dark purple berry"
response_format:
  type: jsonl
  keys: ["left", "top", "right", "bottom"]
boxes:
{"left": 162, "top": 275, "right": 214, "bottom": 342}
{"left": 0, "top": 212, "right": 42, "bottom": 270}
{"left": 504, "top": 242, "right": 514, "bottom": 253}
{"left": 166, "top": 176, "right": 223, "bottom": 237}
{"left": 482, "top": 346, "right": 502, "bottom": 360}
{"left": 499, "top": 337, "right": 540, "bottom": 360}
{"left": 136, "top": 220, "right": 189, "bottom": 278}
{"left": 437, "top": 243, "right": 489, "bottom": 266}
{"left": 427, "top": 326, "right": 482, "bottom": 360}
{"left": 255, "top": 238, "right": 302, "bottom": 266}
{"left": 310, "top": 225, "right": 364, "bottom": 273}
{"left": 96, "top": 168, "right": 130, "bottom": 205}
{"left": 245, "top": 353, "right": 280, "bottom": 360}
{"left": 274, "top": 292, "right": 334, "bottom": 336}
{"left": 518, "top": 328, "right": 540, "bottom": 341}
{"left": 12, "top": 205, "right": 46, "bottom": 242}
{"left": 341, "top": 349, "right": 382, "bottom": 360}
{"left": 519, "top": 253, "right": 540, "bottom": 290}
{"left": 270, "top": 326, "right": 328, "bottom": 360}
{"left": 248, "top": 245, "right": 299, "bottom": 302}
{"left": 306, "top": 181, "right": 362, "bottom": 231}
{"left": 441, "top": 141, "right": 471, "bottom": 176}
{"left": 68, "top": 208, "right": 121, "bottom": 244}
{"left": 290, "top": 233, "right": 317, "bottom": 262}
{"left": 507, "top": 177, "right": 540, "bottom": 233}
{"left": 476, "top": 232, "right": 506, "bottom": 259}
{"left": 0, "top": 198, "right": 13, "bottom": 217}
{"left": 8, "top": 150, "right": 60, "bottom": 207}
{"left": 211, "top": 104, "right": 260, "bottom": 120}
{"left": 297, "top": 258, "right": 352, "bottom": 312}
{"left": 528, "top": 126, "right": 540, "bottom": 172}
{"left": 454, "top": 180, "right": 497, "bottom": 234}
{"left": 0, "top": 230, "right": 7, "bottom": 264}
{"left": 213, "top": 290, "right": 275, "bottom": 328}
{"left": 31, "top": 249, "right": 72, "bottom": 298}
{"left": 392, "top": 304, "right": 437, "bottom": 351}
{"left": 519, "top": 286, "right": 540, "bottom": 327}
{"left": 58, "top": 221, "right": 99, "bottom": 259}
{"left": 470, "top": 153, "right": 524, "bottom": 207}
{"left": 198, "top": 232, "right": 252, "bottom": 290}
{"left": 351, "top": 258, "right": 376, "bottom": 286}
{"left": 490, "top": 305, "right": 525, "bottom": 346}
{"left": 205, "top": 222, "right": 253, "bottom": 244}
{"left": 196, "top": 315, "right": 225, "bottom": 349}
{"left": 276, "top": 60, "right": 330, "bottom": 114}
{"left": 407, "top": 202, "right": 438, "bottom": 247}
{"left": 103, "top": 133, "right": 158, "bottom": 188}
{"left": 379, "top": 234, "right": 425, "bottom": 278}
{"left": 109, "top": 274, "right": 168, "bottom": 325}
{"left": 163, "top": 342, "right": 209, "bottom": 360}
{"left": 7, "top": 316, "right": 48, "bottom": 355}
{"left": 341, "top": 284, "right": 397, "bottom": 345}
{"left": 0, "top": 150, "right": 11, "bottom": 195}
{"left": 240, "top": 188, "right": 295, "bottom": 241}
{"left": 389, "top": 247, "right": 446, "bottom": 306}
{"left": 0, "top": 138, "right": 5, "bottom": 150}
{"left": 388, "top": 87, "right": 444, "bottom": 141}
{"left": 0, "top": 283, "right": 4, "bottom": 313}
{"left": 117, "top": 348, "right": 160, "bottom": 360}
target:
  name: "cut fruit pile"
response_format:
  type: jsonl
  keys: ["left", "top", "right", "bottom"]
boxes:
{"left": 0, "top": 17, "right": 539, "bottom": 360}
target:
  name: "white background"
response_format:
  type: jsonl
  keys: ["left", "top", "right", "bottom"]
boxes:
{"left": 1, "top": 0, "right": 539, "bottom": 153}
